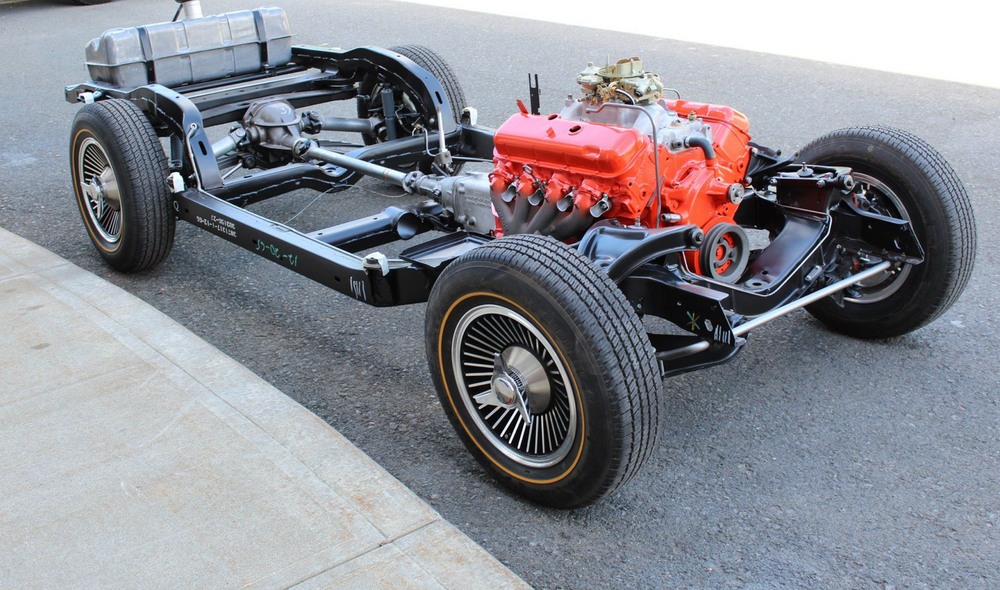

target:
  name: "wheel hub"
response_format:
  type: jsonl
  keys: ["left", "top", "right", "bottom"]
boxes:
{"left": 82, "top": 179, "right": 105, "bottom": 218}
{"left": 82, "top": 169, "right": 121, "bottom": 216}
{"left": 843, "top": 173, "right": 913, "bottom": 303}
{"left": 475, "top": 345, "right": 550, "bottom": 426}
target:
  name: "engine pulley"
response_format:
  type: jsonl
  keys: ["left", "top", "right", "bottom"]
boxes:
{"left": 699, "top": 223, "right": 750, "bottom": 283}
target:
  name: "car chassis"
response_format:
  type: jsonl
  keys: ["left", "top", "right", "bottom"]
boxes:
{"left": 65, "top": 44, "right": 922, "bottom": 377}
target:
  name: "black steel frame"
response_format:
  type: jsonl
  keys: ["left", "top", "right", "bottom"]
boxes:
{"left": 65, "top": 45, "right": 924, "bottom": 373}
{"left": 66, "top": 45, "right": 495, "bottom": 307}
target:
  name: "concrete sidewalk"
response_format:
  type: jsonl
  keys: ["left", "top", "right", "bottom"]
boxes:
{"left": 0, "top": 228, "right": 530, "bottom": 590}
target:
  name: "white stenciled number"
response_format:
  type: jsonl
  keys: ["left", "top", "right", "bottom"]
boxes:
{"left": 350, "top": 277, "right": 366, "bottom": 300}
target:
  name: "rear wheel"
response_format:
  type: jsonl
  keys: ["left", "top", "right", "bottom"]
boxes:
{"left": 70, "top": 99, "right": 174, "bottom": 272}
{"left": 797, "top": 125, "right": 976, "bottom": 338}
{"left": 425, "top": 235, "right": 662, "bottom": 508}
{"left": 358, "top": 45, "right": 467, "bottom": 174}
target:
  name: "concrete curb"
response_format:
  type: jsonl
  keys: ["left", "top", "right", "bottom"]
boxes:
{"left": 0, "top": 228, "right": 530, "bottom": 590}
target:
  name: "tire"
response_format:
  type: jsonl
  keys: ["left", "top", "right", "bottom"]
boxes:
{"left": 425, "top": 234, "right": 662, "bottom": 508}
{"left": 390, "top": 44, "right": 467, "bottom": 127}
{"left": 797, "top": 125, "right": 976, "bottom": 338}
{"left": 358, "top": 44, "right": 467, "bottom": 173}
{"left": 73, "top": 0, "right": 113, "bottom": 4}
{"left": 70, "top": 99, "right": 174, "bottom": 272}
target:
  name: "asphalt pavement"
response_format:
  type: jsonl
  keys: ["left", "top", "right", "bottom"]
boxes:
{"left": 1, "top": 1, "right": 998, "bottom": 589}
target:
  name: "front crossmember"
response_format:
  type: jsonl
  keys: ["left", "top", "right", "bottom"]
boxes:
{"left": 576, "top": 163, "right": 923, "bottom": 375}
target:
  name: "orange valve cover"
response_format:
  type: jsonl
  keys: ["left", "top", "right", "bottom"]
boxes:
{"left": 493, "top": 113, "right": 649, "bottom": 178}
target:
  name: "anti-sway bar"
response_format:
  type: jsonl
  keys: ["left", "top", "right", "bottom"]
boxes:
{"left": 732, "top": 260, "right": 892, "bottom": 337}
{"left": 658, "top": 260, "right": 894, "bottom": 361}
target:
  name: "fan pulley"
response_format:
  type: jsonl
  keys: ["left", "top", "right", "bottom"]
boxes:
{"left": 699, "top": 223, "right": 750, "bottom": 283}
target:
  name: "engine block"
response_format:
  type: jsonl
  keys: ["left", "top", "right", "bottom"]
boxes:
{"left": 491, "top": 99, "right": 751, "bottom": 233}
{"left": 488, "top": 58, "right": 754, "bottom": 278}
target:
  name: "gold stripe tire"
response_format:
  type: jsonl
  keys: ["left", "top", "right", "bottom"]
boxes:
{"left": 425, "top": 235, "right": 662, "bottom": 508}
{"left": 70, "top": 99, "right": 174, "bottom": 272}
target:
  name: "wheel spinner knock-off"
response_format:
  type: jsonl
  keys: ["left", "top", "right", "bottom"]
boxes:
{"left": 477, "top": 346, "right": 551, "bottom": 426}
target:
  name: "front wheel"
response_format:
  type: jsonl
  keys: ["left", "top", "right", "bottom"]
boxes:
{"left": 425, "top": 235, "right": 662, "bottom": 508}
{"left": 797, "top": 125, "right": 976, "bottom": 338}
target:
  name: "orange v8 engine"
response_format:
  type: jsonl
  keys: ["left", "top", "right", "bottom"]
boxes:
{"left": 489, "top": 58, "right": 754, "bottom": 281}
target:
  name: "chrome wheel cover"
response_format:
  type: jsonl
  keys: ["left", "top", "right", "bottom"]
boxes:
{"left": 451, "top": 304, "right": 577, "bottom": 468}
{"left": 77, "top": 137, "right": 122, "bottom": 243}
